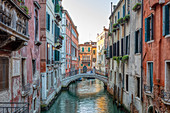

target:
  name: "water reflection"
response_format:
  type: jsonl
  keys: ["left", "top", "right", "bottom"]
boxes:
{"left": 42, "top": 79, "right": 126, "bottom": 113}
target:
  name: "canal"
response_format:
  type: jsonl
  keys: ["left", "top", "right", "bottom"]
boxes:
{"left": 42, "top": 79, "right": 127, "bottom": 113}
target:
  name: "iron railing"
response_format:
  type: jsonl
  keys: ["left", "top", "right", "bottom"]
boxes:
{"left": 160, "top": 90, "right": 170, "bottom": 103}
{"left": 62, "top": 70, "right": 79, "bottom": 79}
{"left": 0, "top": 102, "right": 29, "bottom": 113}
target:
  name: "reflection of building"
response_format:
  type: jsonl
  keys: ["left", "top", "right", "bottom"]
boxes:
{"left": 39, "top": 0, "right": 63, "bottom": 108}
{"left": 79, "top": 41, "right": 96, "bottom": 70}
{"left": 96, "top": 27, "right": 109, "bottom": 73}
{"left": 61, "top": 10, "right": 79, "bottom": 75}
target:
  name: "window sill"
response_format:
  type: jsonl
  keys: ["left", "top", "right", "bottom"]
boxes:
{"left": 165, "top": 34, "right": 170, "bottom": 38}
{"left": 135, "top": 97, "right": 141, "bottom": 101}
{"left": 135, "top": 53, "right": 141, "bottom": 55}
{"left": 147, "top": 40, "right": 154, "bottom": 44}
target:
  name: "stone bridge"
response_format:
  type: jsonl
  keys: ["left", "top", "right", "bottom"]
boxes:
{"left": 61, "top": 73, "right": 108, "bottom": 88}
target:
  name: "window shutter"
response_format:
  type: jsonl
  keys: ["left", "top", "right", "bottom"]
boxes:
{"left": 118, "top": 12, "right": 120, "bottom": 20}
{"left": 151, "top": 14, "right": 154, "bottom": 40}
{"left": 48, "top": 14, "right": 50, "bottom": 31}
{"left": 163, "top": 5, "right": 169, "bottom": 36}
{"left": 128, "top": 35, "right": 130, "bottom": 55}
{"left": 145, "top": 18, "right": 149, "bottom": 42}
{"left": 46, "top": 13, "right": 48, "bottom": 30}
{"left": 121, "top": 38, "right": 123, "bottom": 56}
{"left": 115, "top": 43, "right": 117, "bottom": 56}
{"left": 110, "top": 46, "right": 112, "bottom": 58}
{"left": 123, "top": 37, "right": 126, "bottom": 55}
{"left": 123, "top": 5, "right": 125, "bottom": 17}
{"left": 150, "top": 63, "right": 153, "bottom": 92}
{"left": 135, "top": 31, "right": 137, "bottom": 54}
{"left": 139, "top": 28, "right": 142, "bottom": 53}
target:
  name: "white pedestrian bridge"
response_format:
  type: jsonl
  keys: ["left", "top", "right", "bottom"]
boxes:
{"left": 62, "top": 72, "right": 108, "bottom": 88}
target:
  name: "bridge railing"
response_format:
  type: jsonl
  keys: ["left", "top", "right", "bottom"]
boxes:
{"left": 62, "top": 70, "right": 79, "bottom": 79}
{"left": 95, "top": 69, "right": 108, "bottom": 76}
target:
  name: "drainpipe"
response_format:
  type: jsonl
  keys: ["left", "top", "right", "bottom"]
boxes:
{"left": 141, "top": 0, "right": 144, "bottom": 102}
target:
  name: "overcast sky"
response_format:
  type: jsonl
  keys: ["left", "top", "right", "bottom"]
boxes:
{"left": 62, "top": 0, "right": 119, "bottom": 44}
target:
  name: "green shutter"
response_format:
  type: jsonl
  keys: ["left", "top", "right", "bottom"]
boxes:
{"left": 163, "top": 5, "right": 169, "bottom": 36}
{"left": 88, "top": 47, "right": 90, "bottom": 52}
{"left": 55, "top": 50, "right": 60, "bottom": 61}
{"left": 88, "top": 64, "right": 90, "bottom": 66}
{"left": 81, "top": 64, "right": 83, "bottom": 66}
{"left": 145, "top": 18, "right": 150, "bottom": 42}
{"left": 46, "top": 13, "right": 48, "bottom": 30}
{"left": 82, "top": 47, "right": 84, "bottom": 52}
{"left": 48, "top": 14, "right": 50, "bottom": 31}
{"left": 123, "top": 5, "right": 125, "bottom": 17}
{"left": 118, "top": 12, "right": 120, "bottom": 20}
{"left": 150, "top": 63, "right": 153, "bottom": 92}
{"left": 139, "top": 28, "right": 142, "bottom": 53}
{"left": 151, "top": 14, "right": 154, "bottom": 40}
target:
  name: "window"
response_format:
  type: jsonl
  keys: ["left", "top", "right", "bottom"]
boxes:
{"left": 125, "top": 35, "right": 130, "bottom": 55}
{"left": 165, "top": 61, "right": 170, "bottom": 92}
{"left": 127, "top": 0, "right": 130, "bottom": 14}
{"left": 34, "top": 10, "right": 39, "bottom": 41}
{"left": 52, "top": 0, "right": 54, "bottom": 4}
{"left": 55, "top": 50, "right": 60, "bottom": 61}
{"left": 136, "top": 77, "right": 140, "bottom": 98}
{"left": 34, "top": 98, "right": 36, "bottom": 111}
{"left": 46, "top": 73, "right": 48, "bottom": 90}
{"left": 126, "top": 75, "right": 129, "bottom": 92}
{"left": 147, "top": 62, "right": 153, "bottom": 92}
{"left": 163, "top": 4, "right": 170, "bottom": 36}
{"left": 88, "top": 47, "right": 90, "bottom": 52}
{"left": 123, "top": 4, "right": 125, "bottom": 17}
{"left": 110, "top": 45, "right": 112, "bottom": 58}
{"left": 32, "top": 60, "right": 36, "bottom": 76}
{"left": 145, "top": 14, "right": 153, "bottom": 42}
{"left": 117, "top": 41, "right": 119, "bottom": 56}
{"left": 110, "top": 71, "right": 112, "bottom": 81}
{"left": 88, "top": 64, "right": 90, "bottom": 66}
{"left": 22, "top": 58, "right": 26, "bottom": 88}
{"left": 93, "top": 50, "right": 95, "bottom": 54}
{"left": 81, "top": 64, "right": 83, "bottom": 66}
{"left": 135, "top": 29, "right": 142, "bottom": 54}
{"left": 0, "top": 57, "right": 9, "bottom": 91}
{"left": 46, "top": 13, "right": 50, "bottom": 31}
{"left": 118, "top": 12, "right": 120, "bottom": 20}
{"left": 121, "top": 38, "right": 123, "bottom": 56}
{"left": 82, "top": 47, "right": 84, "bottom": 52}
{"left": 51, "top": 72, "right": 53, "bottom": 87}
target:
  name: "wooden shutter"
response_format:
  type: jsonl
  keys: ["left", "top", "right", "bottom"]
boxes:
{"left": 121, "top": 38, "right": 123, "bottom": 56}
{"left": 139, "top": 28, "right": 142, "bottom": 53}
{"left": 123, "top": 5, "right": 125, "bottom": 17}
{"left": 128, "top": 35, "right": 130, "bottom": 55}
{"left": 163, "top": 5, "right": 169, "bottom": 36}
{"left": 145, "top": 18, "right": 149, "bottom": 42}
{"left": 135, "top": 31, "right": 138, "bottom": 54}
{"left": 150, "top": 63, "right": 153, "bottom": 92}
{"left": 151, "top": 14, "right": 154, "bottom": 40}
{"left": 118, "top": 12, "right": 120, "bottom": 20}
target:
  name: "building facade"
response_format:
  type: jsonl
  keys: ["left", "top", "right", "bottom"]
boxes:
{"left": 143, "top": 0, "right": 170, "bottom": 112}
{"left": 96, "top": 27, "right": 109, "bottom": 73}
{"left": 0, "top": 0, "right": 41, "bottom": 112}
{"left": 39, "top": 0, "right": 63, "bottom": 108}
{"left": 107, "top": 0, "right": 143, "bottom": 112}
{"left": 61, "top": 10, "right": 79, "bottom": 76}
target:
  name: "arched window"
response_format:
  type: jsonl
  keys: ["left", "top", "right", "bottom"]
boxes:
{"left": 34, "top": 9, "right": 39, "bottom": 41}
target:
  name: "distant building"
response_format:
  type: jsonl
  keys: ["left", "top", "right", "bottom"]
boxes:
{"left": 61, "top": 10, "right": 79, "bottom": 76}
{"left": 96, "top": 27, "right": 109, "bottom": 73}
{"left": 79, "top": 41, "right": 97, "bottom": 70}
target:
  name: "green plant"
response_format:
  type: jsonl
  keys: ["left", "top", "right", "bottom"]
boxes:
{"left": 113, "top": 56, "right": 117, "bottom": 60}
{"left": 122, "top": 55, "right": 129, "bottom": 63}
{"left": 112, "top": 28, "right": 117, "bottom": 32}
{"left": 132, "top": 3, "right": 141, "bottom": 11}
{"left": 113, "top": 23, "right": 118, "bottom": 28}
{"left": 18, "top": 0, "right": 22, "bottom": 3}
{"left": 123, "top": 15, "right": 130, "bottom": 22}
{"left": 108, "top": 32, "right": 112, "bottom": 36}
{"left": 118, "top": 18, "right": 123, "bottom": 24}
{"left": 20, "top": 6, "right": 29, "bottom": 14}
{"left": 104, "top": 50, "right": 107, "bottom": 54}
{"left": 113, "top": 56, "right": 122, "bottom": 65}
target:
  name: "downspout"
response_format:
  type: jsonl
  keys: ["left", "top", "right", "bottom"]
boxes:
{"left": 141, "top": 0, "right": 144, "bottom": 102}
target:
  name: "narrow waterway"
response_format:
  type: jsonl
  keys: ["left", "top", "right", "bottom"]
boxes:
{"left": 42, "top": 79, "right": 127, "bottom": 113}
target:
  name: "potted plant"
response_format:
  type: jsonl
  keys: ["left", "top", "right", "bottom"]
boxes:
{"left": 108, "top": 32, "right": 112, "bottom": 36}
{"left": 121, "top": 55, "right": 129, "bottom": 63}
{"left": 20, "top": 5, "right": 29, "bottom": 14}
{"left": 123, "top": 15, "right": 130, "bottom": 22}
{"left": 104, "top": 50, "right": 107, "bottom": 54}
{"left": 113, "top": 23, "right": 118, "bottom": 28}
{"left": 132, "top": 3, "right": 141, "bottom": 12}
{"left": 118, "top": 18, "right": 124, "bottom": 24}
{"left": 112, "top": 28, "right": 117, "bottom": 32}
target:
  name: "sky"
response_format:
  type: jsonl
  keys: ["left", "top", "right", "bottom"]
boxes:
{"left": 62, "top": 0, "right": 119, "bottom": 44}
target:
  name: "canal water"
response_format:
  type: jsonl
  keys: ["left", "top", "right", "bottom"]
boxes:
{"left": 42, "top": 79, "right": 127, "bottom": 113}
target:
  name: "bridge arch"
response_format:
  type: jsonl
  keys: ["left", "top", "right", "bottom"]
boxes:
{"left": 61, "top": 73, "right": 108, "bottom": 88}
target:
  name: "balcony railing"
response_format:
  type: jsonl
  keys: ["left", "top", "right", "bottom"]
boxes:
{"left": 55, "top": 37, "right": 62, "bottom": 49}
{"left": 161, "top": 90, "right": 170, "bottom": 104}
{"left": 0, "top": 0, "right": 30, "bottom": 51}
{"left": 144, "top": 84, "right": 153, "bottom": 94}
{"left": 0, "top": 102, "right": 29, "bottom": 113}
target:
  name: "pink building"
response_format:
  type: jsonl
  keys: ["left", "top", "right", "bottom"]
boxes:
{"left": 0, "top": 0, "right": 41, "bottom": 112}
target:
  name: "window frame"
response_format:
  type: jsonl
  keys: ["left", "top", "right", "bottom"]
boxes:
{"left": 147, "top": 61, "right": 154, "bottom": 93}
{"left": 165, "top": 60, "right": 170, "bottom": 92}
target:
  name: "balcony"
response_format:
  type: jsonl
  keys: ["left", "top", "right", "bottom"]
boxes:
{"left": 144, "top": 84, "right": 154, "bottom": 97}
{"left": 0, "top": 0, "right": 30, "bottom": 52}
{"left": 21, "top": 83, "right": 31, "bottom": 97}
{"left": 54, "top": 4, "right": 62, "bottom": 25}
{"left": 0, "top": 102, "right": 29, "bottom": 113}
{"left": 55, "top": 36, "right": 62, "bottom": 49}
{"left": 160, "top": 90, "right": 170, "bottom": 105}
